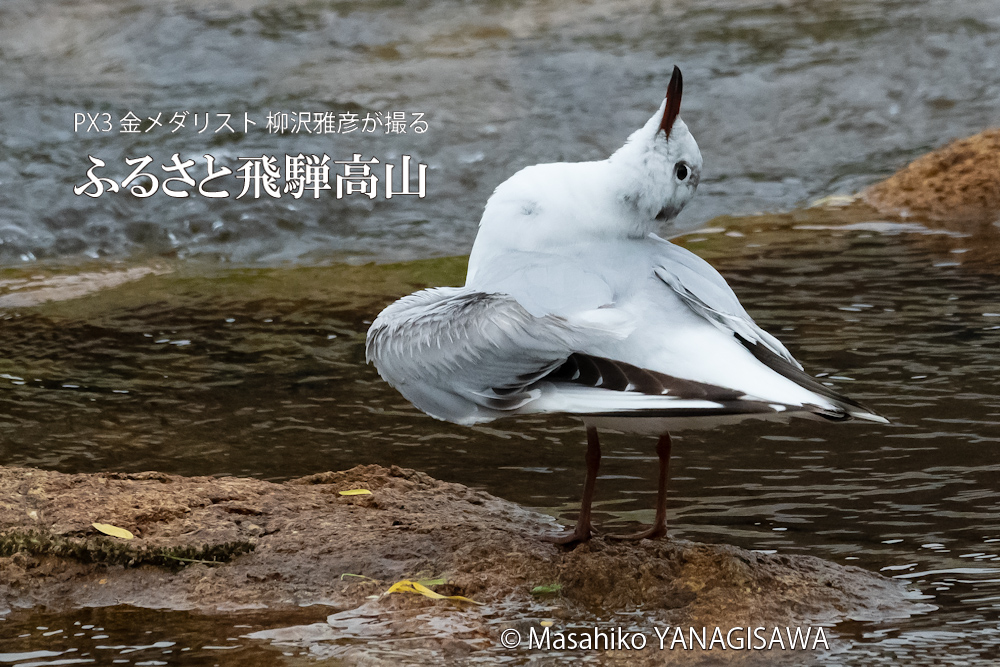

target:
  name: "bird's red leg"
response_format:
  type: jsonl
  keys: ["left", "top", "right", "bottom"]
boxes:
{"left": 609, "top": 432, "right": 672, "bottom": 540}
{"left": 545, "top": 426, "right": 601, "bottom": 545}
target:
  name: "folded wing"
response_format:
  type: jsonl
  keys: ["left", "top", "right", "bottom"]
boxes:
{"left": 649, "top": 233, "right": 800, "bottom": 367}
{"left": 365, "top": 285, "right": 843, "bottom": 427}
{"left": 366, "top": 287, "right": 627, "bottom": 424}
{"left": 367, "top": 239, "right": 886, "bottom": 426}
{"left": 648, "top": 235, "right": 885, "bottom": 423}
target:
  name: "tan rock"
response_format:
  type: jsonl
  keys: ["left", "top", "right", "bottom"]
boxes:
{"left": 864, "top": 129, "right": 1000, "bottom": 223}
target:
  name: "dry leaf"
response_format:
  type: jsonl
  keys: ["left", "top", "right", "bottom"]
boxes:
{"left": 92, "top": 523, "right": 134, "bottom": 540}
{"left": 385, "top": 579, "right": 482, "bottom": 605}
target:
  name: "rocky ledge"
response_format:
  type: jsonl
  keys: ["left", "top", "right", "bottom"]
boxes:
{"left": 1, "top": 464, "right": 929, "bottom": 665}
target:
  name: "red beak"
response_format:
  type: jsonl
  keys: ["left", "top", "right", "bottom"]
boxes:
{"left": 659, "top": 66, "right": 683, "bottom": 138}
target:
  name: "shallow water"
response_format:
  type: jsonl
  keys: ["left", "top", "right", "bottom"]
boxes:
{"left": 2, "top": 207, "right": 1000, "bottom": 663}
{"left": 0, "top": 607, "right": 323, "bottom": 666}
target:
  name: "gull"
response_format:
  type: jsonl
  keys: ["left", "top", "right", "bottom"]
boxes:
{"left": 366, "top": 67, "right": 887, "bottom": 544}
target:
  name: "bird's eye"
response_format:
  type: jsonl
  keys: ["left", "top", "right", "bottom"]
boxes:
{"left": 675, "top": 162, "right": 689, "bottom": 181}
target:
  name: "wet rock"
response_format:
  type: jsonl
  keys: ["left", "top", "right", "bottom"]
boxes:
{"left": 864, "top": 129, "right": 1000, "bottom": 224}
{"left": 0, "top": 265, "right": 172, "bottom": 308}
{"left": 0, "top": 464, "right": 930, "bottom": 664}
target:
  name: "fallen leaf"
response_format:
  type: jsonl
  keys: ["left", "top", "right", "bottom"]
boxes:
{"left": 338, "top": 489, "right": 372, "bottom": 496}
{"left": 92, "top": 523, "right": 134, "bottom": 540}
{"left": 385, "top": 579, "right": 483, "bottom": 605}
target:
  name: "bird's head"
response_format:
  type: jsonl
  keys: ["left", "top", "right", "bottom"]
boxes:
{"left": 609, "top": 66, "right": 702, "bottom": 233}
{"left": 469, "top": 68, "right": 704, "bottom": 277}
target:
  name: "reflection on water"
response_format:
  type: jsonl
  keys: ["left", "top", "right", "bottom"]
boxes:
{"left": 1, "top": 206, "right": 999, "bottom": 663}
{"left": 0, "top": 606, "right": 321, "bottom": 666}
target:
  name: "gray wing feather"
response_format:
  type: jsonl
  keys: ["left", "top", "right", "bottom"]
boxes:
{"left": 366, "top": 287, "right": 624, "bottom": 424}
{"left": 650, "top": 234, "right": 802, "bottom": 369}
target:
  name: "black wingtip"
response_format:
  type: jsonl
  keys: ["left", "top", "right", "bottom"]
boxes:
{"left": 732, "top": 332, "right": 888, "bottom": 423}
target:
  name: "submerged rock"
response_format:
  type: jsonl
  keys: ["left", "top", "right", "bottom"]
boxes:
{"left": 0, "top": 464, "right": 929, "bottom": 664}
{"left": 864, "top": 128, "right": 1000, "bottom": 223}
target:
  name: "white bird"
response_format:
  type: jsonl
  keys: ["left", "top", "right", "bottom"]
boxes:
{"left": 366, "top": 67, "right": 887, "bottom": 544}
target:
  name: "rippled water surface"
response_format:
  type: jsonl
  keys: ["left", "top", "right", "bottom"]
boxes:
{"left": 0, "top": 0, "right": 998, "bottom": 263}
{"left": 0, "top": 607, "right": 322, "bottom": 666}
{"left": 2, "top": 0, "right": 1000, "bottom": 664}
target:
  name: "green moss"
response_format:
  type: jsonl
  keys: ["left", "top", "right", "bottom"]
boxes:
{"left": 531, "top": 583, "right": 563, "bottom": 596}
{"left": 0, "top": 530, "right": 254, "bottom": 570}
{"left": 16, "top": 255, "right": 470, "bottom": 323}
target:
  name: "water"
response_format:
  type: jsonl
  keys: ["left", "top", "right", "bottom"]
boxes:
{"left": 1, "top": 0, "right": 1000, "bottom": 663}
{"left": 0, "top": 0, "right": 998, "bottom": 263}
{"left": 2, "top": 208, "right": 999, "bottom": 663}
{"left": 0, "top": 607, "right": 321, "bottom": 666}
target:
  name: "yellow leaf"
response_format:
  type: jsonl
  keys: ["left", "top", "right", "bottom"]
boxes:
{"left": 339, "top": 489, "right": 372, "bottom": 496}
{"left": 92, "top": 523, "right": 134, "bottom": 540}
{"left": 385, "top": 579, "right": 483, "bottom": 605}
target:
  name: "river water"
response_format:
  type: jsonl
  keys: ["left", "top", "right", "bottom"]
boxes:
{"left": 1, "top": 0, "right": 999, "bottom": 664}
{"left": 1, "top": 0, "right": 999, "bottom": 264}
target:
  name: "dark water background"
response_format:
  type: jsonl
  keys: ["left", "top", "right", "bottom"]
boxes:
{"left": 1, "top": 0, "right": 1000, "bottom": 664}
